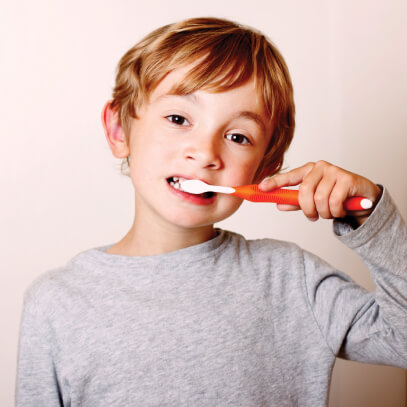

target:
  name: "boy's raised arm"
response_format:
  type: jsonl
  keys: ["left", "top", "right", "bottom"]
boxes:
{"left": 303, "top": 185, "right": 407, "bottom": 365}
{"left": 261, "top": 161, "right": 407, "bottom": 364}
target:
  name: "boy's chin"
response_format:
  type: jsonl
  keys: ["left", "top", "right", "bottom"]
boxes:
{"left": 169, "top": 216, "right": 219, "bottom": 229}
{"left": 168, "top": 209, "right": 239, "bottom": 229}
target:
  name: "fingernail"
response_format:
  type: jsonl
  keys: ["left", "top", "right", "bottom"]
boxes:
{"left": 308, "top": 217, "right": 319, "bottom": 222}
{"left": 259, "top": 179, "right": 272, "bottom": 190}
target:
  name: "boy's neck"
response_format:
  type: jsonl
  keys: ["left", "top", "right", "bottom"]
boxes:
{"left": 106, "top": 217, "right": 217, "bottom": 257}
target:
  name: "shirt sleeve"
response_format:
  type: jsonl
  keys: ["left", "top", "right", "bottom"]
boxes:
{"left": 303, "top": 187, "right": 407, "bottom": 367}
{"left": 15, "top": 288, "right": 63, "bottom": 406}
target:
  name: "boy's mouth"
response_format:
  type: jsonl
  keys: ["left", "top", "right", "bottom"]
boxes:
{"left": 166, "top": 176, "right": 215, "bottom": 199}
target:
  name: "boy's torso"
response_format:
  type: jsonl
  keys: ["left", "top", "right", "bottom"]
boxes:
{"left": 26, "top": 230, "right": 336, "bottom": 406}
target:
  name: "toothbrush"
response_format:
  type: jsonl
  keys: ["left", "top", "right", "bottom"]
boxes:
{"left": 180, "top": 180, "right": 373, "bottom": 211}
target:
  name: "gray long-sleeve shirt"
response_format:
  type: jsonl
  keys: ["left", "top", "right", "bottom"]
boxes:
{"left": 16, "top": 188, "right": 407, "bottom": 406}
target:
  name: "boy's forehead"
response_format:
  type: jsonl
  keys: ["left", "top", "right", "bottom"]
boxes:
{"left": 149, "top": 63, "right": 263, "bottom": 108}
{"left": 149, "top": 64, "right": 197, "bottom": 102}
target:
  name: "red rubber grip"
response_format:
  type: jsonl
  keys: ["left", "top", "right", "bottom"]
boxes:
{"left": 232, "top": 185, "right": 370, "bottom": 211}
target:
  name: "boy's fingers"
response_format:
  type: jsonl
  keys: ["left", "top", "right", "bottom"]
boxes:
{"left": 261, "top": 161, "right": 382, "bottom": 222}
{"left": 259, "top": 162, "right": 315, "bottom": 191}
{"left": 328, "top": 181, "right": 350, "bottom": 218}
{"left": 276, "top": 203, "right": 300, "bottom": 211}
{"left": 313, "top": 177, "right": 337, "bottom": 219}
{"left": 298, "top": 164, "right": 325, "bottom": 220}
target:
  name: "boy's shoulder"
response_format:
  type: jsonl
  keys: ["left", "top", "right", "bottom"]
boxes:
{"left": 23, "top": 246, "right": 106, "bottom": 311}
{"left": 22, "top": 266, "right": 71, "bottom": 318}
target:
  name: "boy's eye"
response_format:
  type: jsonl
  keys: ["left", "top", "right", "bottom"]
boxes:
{"left": 225, "top": 133, "right": 251, "bottom": 145}
{"left": 166, "top": 114, "right": 190, "bottom": 126}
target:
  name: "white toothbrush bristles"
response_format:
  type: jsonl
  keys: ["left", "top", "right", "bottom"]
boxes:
{"left": 180, "top": 180, "right": 235, "bottom": 194}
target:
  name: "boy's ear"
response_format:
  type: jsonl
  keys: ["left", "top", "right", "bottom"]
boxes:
{"left": 101, "top": 101, "right": 130, "bottom": 158}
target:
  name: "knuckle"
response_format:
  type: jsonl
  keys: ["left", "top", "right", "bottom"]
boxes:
{"left": 340, "top": 173, "right": 356, "bottom": 188}
{"left": 304, "top": 162, "right": 315, "bottom": 172}
{"left": 314, "top": 193, "right": 324, "bottom": 204}
{"left": 315, "top": 160, "right": 328, "bottom": 168}
{"left": 346, "top": 173, "right": 357, "bottom": 184}
{"left": 299, "top": 182, "right": 310, "bottom": 193}
{"left": 326, "top": 164, "right": 339, "bottom": 176}
{"left": 329, "top": 196, "right": 342, "bottom": 209}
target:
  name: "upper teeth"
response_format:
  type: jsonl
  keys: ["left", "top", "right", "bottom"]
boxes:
{"left": 169, "top": 177, "right": 187, "bottom": 190}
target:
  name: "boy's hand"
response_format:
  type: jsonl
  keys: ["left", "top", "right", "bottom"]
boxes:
{"left": 259, "top": 161, "right": 382, "bottom": 225}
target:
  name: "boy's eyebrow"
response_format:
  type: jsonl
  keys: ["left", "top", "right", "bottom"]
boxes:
{"left": 233, "top": 111, "right": 266, "bottom": 132}
{"left": 156, "top": 93, "right": 198, "bottom": 104}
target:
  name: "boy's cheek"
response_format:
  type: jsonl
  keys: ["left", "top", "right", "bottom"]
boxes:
{"left": 232, "top": 161, "right": 263, "bottom": 186}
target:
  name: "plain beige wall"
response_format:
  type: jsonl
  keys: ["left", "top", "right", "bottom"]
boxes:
{"left": 1, "top": 0, "right": 406, "bottom": 405}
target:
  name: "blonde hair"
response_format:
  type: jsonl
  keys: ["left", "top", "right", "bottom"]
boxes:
{"left": 110, "top": 17, "right": 295, "bottom": 181}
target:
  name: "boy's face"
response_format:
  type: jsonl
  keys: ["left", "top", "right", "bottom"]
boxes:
{"left": 125, "top": 65, "right": 273, "bottom": 232}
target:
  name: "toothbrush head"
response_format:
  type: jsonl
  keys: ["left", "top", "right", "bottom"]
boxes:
{"left": 180, "top": 180, "right": 235, "bottom": 194}
{"left": 180, "top": 180, "right": 209, "bottom": 194}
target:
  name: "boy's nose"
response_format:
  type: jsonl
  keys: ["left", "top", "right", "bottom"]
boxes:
{"left": 183, "top": 137, "right": 222, "bottom": 170}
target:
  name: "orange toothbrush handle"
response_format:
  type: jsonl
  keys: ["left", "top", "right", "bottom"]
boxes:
{"left": 232, "top": 185, "right": 299, "bottom": 205}
{"left": 232, "top": 185, "right": 371, "bottom": 211}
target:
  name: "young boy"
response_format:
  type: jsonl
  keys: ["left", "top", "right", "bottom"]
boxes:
{"left": 16, "top": 17, "right": 407, "bottom": 406}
